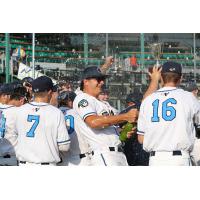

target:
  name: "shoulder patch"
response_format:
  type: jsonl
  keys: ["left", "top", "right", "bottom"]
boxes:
{"left": 78, "top": 99, "right": 89, "bottom": 108}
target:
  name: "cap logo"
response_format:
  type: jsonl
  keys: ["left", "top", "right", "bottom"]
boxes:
{"left": 97, "top": 68, "right": 102, "bottom": 73}
{"left": 169, "top": 67, "right": 176, "bottom": 72}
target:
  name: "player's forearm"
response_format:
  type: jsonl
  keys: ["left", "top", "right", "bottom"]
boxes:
{"left": 86, "top": 114, "right": 130, "bottom": 129}
{"left": 143, "top": 79, "right": 159, "bottom": 100}
{"left": 138, "top": 134, "right": 144, "bottom": 144}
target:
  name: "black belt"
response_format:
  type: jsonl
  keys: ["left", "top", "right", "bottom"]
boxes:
{"left": 109, "top": 147, "right": 123, "bottom": 152}
{"left": 79, "top": 151, "right": 94, "bottom": 159}
{"left": 19, "top": 161, "right": 50, "bottom": 165}
{"left": 3, "top": 154, "right": 11, "bottom": 158}
{"left": 150, "top": 150, "right": 182, "bottom": 157}
{"left": 79, "top": 154, "right": 86, "bottom": 159}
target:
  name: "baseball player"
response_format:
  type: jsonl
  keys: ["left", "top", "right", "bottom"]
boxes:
{"left": 137, "top": 62, "right": 200, "bottom": 166}
{"left": 98, "top": 86, "right": 119, "bottom": 115}
{"left": 50, "top": 84, "right": 60, "bottom": 107}
{"left": 21, "top": 77, "right": 34, "bottom": 103}
{"left": 73, "top": 66, "right": 138, "bottom": 166}
{"left": 0, "top": 83, "right": 27, "bottom": 165}
{"left": 15, "top": 76, "right": 70, "bottom": 166}
{"left": 185, "top": 82, "right": 200, "bottom": 166}
{"left": 57, "top": 91, "right": 92, "bottom": 166}
{"left": 122, "top": 92, "right": 149, "bottom": 166}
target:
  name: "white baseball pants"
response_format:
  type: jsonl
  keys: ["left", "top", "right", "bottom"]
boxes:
{"left": 90, "top": 151, "right": 128, "bottom": 166}
{"left": 190, "top": 138, "right": 200, "bottom": 166}
{"left": 149, "top": 151, "right": 191, "bottom": 166}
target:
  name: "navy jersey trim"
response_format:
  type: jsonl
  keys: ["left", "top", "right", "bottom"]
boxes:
{"left": 137, "top": 130, "right": 145, "bottom": 134}
{"left": 155, "top": 89, "right": 178, "bottom": 93}
{"left": 83, "top": 112, "right": 96, "bottom": 120}
{"left": 0, "top": 105, "right": 15, "bottom": 110}
{"left": 28, "top": 103, "right": 49, "bottom": 107}
{"left": 57, "top": 139, "right": 70, "bottom": 144}
{"left": 100, "top": 153, "right": 107, "bottom": 166}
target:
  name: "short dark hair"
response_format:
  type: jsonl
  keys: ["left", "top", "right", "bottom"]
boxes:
{"left": 161, "top": 72, "right": 181, "bottom": 84}
{"left": 80, "top": 81, "right": 84, "bottom": 91}
{"left": 10, "top": 86, "right": 27, "bottom": 101}
{"left": 33, "top": 91, "right": 49, "bottom": 98}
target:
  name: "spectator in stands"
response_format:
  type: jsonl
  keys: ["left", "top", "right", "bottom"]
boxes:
{"left": 130, "top": 53, "right": 138, "bottom": 68}
{"left": 123, "top": 92, "right": 149, "bottom": 166}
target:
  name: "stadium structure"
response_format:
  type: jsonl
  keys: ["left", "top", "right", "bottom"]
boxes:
{"left": 0, "top": 33, "right": 200, "bottom": 109}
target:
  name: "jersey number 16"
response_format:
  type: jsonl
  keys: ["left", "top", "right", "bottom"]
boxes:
{"left": 151, "top": 98, "right": 177, "bottom": 122}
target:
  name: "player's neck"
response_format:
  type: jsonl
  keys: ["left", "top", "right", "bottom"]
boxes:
{"left": 83, "top": 89, "right": 98, "bottom": 98}
{"left": 7, "top": 100, "right": 18, "bottom": 106}
{"left": 163, "top": 83, "right": 177, "bottom": 88}
{"left": 34, "top": 97, "right": 50, "bottom": 103}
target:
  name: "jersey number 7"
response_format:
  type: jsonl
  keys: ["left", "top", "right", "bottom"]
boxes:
{"left": 26, "top": 115, "right": 40, "bottom": 137}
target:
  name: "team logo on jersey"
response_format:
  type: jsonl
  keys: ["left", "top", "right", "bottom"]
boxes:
{"left": 164, "top": 92, "right": 169, "bottom": 96}
{"left": 32, "top": 108, "right": 40, "bottom": 112}
{"left": 78, "top": 99, "right": 88, "bottom": 108}
{"left": 100, "top": 109, "right": 109, "bottom": 116}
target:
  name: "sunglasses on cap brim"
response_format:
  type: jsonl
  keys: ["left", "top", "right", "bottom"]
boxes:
{"left": 87, "top": 76, "right": 106, "bottom": 82}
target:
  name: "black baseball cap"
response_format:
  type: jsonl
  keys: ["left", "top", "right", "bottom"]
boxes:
{"left": 99, "top": 85, "right": 109, "bottom": 94}
{"left": 185, "top": 82, "right": 198, "bottom": 92}
{"left": 57, "top": 91, "right": 77, "bottom": 102}
{"left": 22, "top": 77, "right": 34, "bottom": 84}
{"left": 82, "top": 66, "right": 109, "bottom": 80}
{"left": 0, "top": 83, "right": 13, "bottom": 95}
{"left": 52, "top": 84, "right": 59, "bottom": 92}
{"left": 126, "top": 92, "right": 143, "bottom": 104}
{"left": 32, "top": 76, "right": 54, "bottom": 93}
{"left": 161, "top": 61, "right": 182, "bottom": 75}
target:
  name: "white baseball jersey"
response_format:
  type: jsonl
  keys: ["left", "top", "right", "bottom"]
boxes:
{"left": 137, "top": 86, "right": 200, "bottom": 152}
{"left": 59, "top": 106, "right": 90, "bottom": 155}
{"left": 0, "top": 103, "right": 18, "bottom": 156}
{"left": 15, "top": 102, "right": 70, "bottom": 164}
{"left": 73, "top": 92, "right": 121, "bottom": 151}
{"left": 101, "top": 101, "right": 119, "bottom": 115}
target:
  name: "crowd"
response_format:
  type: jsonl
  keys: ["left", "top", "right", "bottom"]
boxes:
{"left": 0, "top": 57, "right": 200, "bottom": 166}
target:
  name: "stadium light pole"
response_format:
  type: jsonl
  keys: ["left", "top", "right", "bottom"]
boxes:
{"left": 84, "top": 33, "right": 88, "bottom": 66}
{"left": 32, "top": 33, "right": 35, "bottom": 79}
{"left": 106, "top": 33, "right": 108, "bottom": 57}
{"left": 5, "top": 33, "right": 10, "bottom": 83}
{"left": 140, "top": 33, "right": 146, "bottom": 85}
{"left": 193, "top": 33, "right": 196, "bottom": 82}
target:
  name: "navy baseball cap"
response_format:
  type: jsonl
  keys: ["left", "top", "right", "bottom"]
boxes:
{"left": 0, "top": 83, "right": 13, "bottom": 95}
{"left": 162, "top": 61, "right": 182, "bottom": 75}
{"left": 57, "top": 91, "right": 76, "bottom": 102}
{"left": 52, "top": 84, "right": 59, "bottom": 92}
{"left": 99, "top": 85, "right": 109, "bottom": 94}
{"left": 126, "top": 92, "right": 143, "bottom": 104}
{"left": 32, "top": 76, "right": 54, "bottom": 93}
{"left": 82, "top": 66, "right": 109, "bottom": 80}
{"left": 22, "top": 77, "right": 34, "bottom": 84}
{"left": 185, "top": 82, "right": 198, "bottom": 92}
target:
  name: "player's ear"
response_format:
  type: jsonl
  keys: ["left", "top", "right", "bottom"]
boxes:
{"left": 180, "top": 75, "right": 183, "bottom": 83}
{"left": 48, "top": 90, "right": 52, "bottom": 94}
{"left": 159, "top": 76, "right": 164, "bottom": 87}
